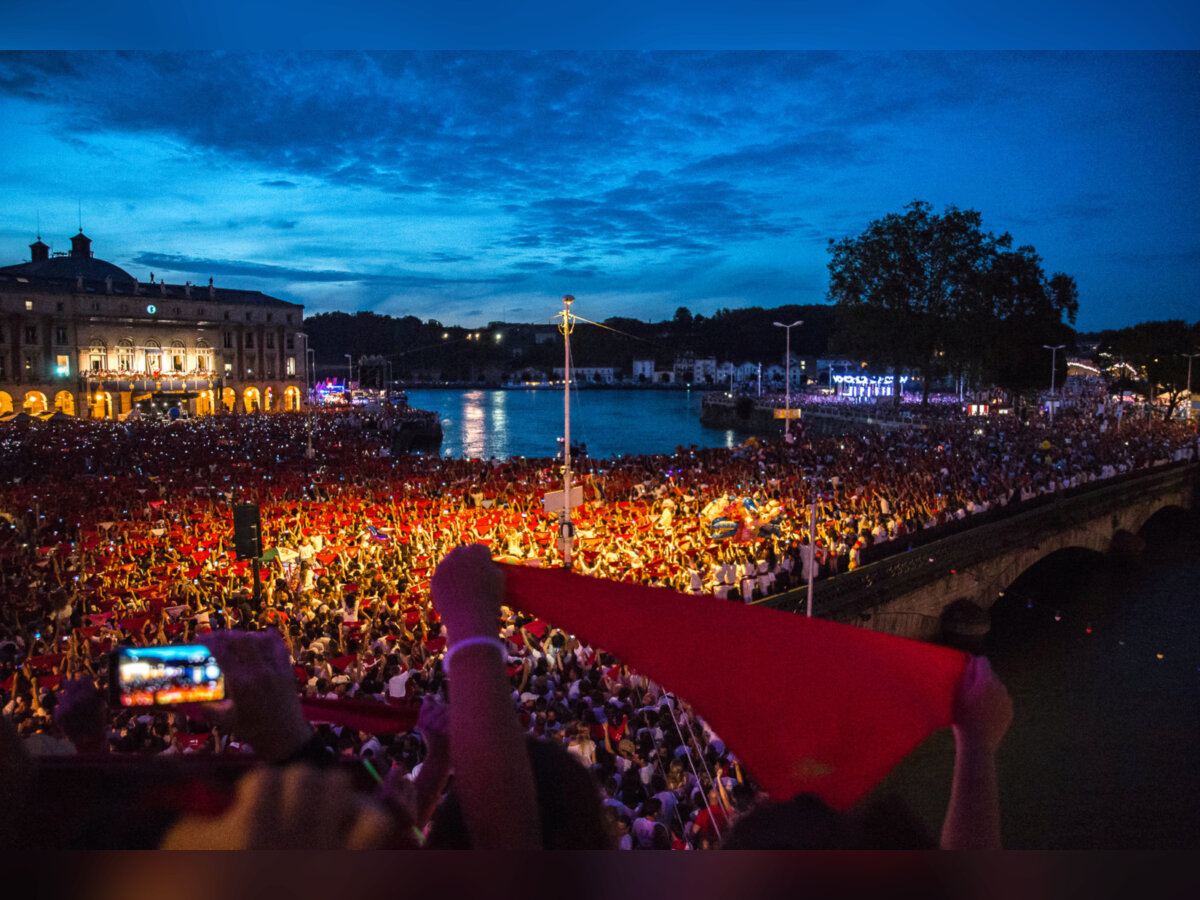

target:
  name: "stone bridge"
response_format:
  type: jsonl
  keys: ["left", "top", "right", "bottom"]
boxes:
{"left": 759, "top": 462, "right": 1198, "bottom": 642}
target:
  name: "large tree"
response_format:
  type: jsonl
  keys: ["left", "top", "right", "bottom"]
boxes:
{"left": 982, "top": 248, "right": 1078, "bottom": 393}
{"left": 827, "top": 200, "right": 1079, "bottom": 402}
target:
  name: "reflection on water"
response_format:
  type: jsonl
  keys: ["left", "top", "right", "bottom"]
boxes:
{"left": 459, "top": 391, "right": 486, "bottom": 458}
{"left": 407, "top": 388, "right": 748, "bottom": 459}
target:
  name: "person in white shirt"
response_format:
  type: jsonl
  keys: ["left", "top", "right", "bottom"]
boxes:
{"left": 386, "top": 664, "right": 414, "bottom": 702}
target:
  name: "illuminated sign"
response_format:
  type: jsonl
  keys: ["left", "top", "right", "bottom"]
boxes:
{"left": 831, "top": 375, "right": 909, "bottom": 387}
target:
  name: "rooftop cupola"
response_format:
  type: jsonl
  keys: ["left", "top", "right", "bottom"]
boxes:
{"left": 29, "top": 237, "right": 49, "bottom": 263}
{"left": 70, "top": 230, "right": 93, "bottom": 258}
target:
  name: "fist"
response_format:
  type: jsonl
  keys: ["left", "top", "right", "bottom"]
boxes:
{"left": 431, "top": 545, "right": 504, "bottom": 644}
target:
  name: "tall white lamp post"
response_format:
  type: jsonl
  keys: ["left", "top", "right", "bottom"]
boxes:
{"left": 1043, "top": 344, "right": 1065, "bottom": 424}
{"left": 1182, "top": 351, "right": 1200, "bottom": 422}
{"left": 558, "top": 295, "right": 576, "bottom": 568}
{"left": 773, "top": 320, "right": 802, "bottom": 440}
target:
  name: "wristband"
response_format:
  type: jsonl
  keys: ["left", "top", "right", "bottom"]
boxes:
{"left": 443, "top": 636, "right": 506, "bottom": 674}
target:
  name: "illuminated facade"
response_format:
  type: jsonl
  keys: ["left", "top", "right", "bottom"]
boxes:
{"left": 0, "top": 231, "right": 307, "bottom": 418}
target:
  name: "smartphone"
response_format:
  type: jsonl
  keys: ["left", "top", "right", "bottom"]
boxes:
{"left": 109, "top": 644, "right": 225, "bottom": 707}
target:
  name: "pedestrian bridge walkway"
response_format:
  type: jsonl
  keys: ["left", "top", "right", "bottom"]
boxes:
{"left": 760, "top": 462, "right": 1198, "bottom": 641}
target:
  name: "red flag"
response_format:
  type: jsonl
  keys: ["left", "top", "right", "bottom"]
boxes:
{"left": 299, "top": 697, "right": 419, "bottom": 735}
{"left": 498, "top": 564, "right": 966, "bottom": 811}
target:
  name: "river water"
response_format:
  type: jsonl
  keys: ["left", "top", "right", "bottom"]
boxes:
{"left": 406, "top": 387, "right": 1199, "bottom": 848}
{"left": 404, "top": 387, "right": 746, "bottom": 459}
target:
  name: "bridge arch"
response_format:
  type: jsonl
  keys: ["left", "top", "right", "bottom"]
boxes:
{"left": 1137, "top": 505, "right": 1193, "bottom": 539}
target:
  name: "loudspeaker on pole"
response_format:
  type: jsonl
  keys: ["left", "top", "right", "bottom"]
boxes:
{"left": 232, "top": 503, "right": 262, "bottom": 560}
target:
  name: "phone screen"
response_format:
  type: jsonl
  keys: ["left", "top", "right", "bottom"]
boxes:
{"left": 110, "top": 644, "right": 225, "bottom": 707}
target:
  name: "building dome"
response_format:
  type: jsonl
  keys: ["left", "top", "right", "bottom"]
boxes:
{"left": 0, "top": 232, "right": 136, "bottom": 285}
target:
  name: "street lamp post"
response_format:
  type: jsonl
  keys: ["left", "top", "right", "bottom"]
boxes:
{"left": 344, "top": 353, "right": 352, "bottom": 392}
{"left": 773, "top": 320, "right": 803, "bottom": 440}
{"left": 1182, "top": 351, "right": 1200, "bottom": 422}
{"left": 1043, "top": 344, "right": 1065, "bottom": 425}
{"left": 558, "top": 295, "right": 576, "bottom": 569}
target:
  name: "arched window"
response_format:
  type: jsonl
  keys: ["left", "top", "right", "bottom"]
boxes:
{"left": 116, "top": 339, "right": 134, "bottom": 372}
{"left": 89, "top": 341, "right": 107, "bottom": 372}
{"left": 170, "top": 340, "right": 186, "bottom": 372}
{"left": 195, "top": 339, "right": 213, "bottom": 373}
{"left": 144, "top": 339, "right": 162, "bottom": 374}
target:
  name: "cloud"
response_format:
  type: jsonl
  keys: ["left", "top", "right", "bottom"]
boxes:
{"left": 132, "top": 251, "right": 532, "bottom": 289}
{"left": 259, "top": 179, "right": 298, "bottom": 188}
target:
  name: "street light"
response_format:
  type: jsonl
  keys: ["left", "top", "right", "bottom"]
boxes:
{"left": 344, "top": 353, "right": 352, "bottom": 390}
{"left": 1043, "top": 344, "right": 1065, "bottom": 425}
{"left": 1182, "top": 351, "right": 1200, "bottom": 422}
{"left": 773, "top": 320, "right": 802, "bottom": 440}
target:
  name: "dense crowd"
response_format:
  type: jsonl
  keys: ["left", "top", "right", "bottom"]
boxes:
{"left": 0, "top": 384, "right": 1194, "bottom": 848}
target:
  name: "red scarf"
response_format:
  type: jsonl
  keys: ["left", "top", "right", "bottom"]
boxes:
{"left": 500, "top": 563, "right": 965, "bottom": 810}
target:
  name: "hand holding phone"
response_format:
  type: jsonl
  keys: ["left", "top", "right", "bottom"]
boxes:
{"left": 110, "top": 644, "right": 225, "bottom": 707}
{"left": 200, "top": 629, "right": 314, "bottom": 763}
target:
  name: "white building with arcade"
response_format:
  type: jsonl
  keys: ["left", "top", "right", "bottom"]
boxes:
{"left": 0, "top": 230, "right": 308, "bottom": 419}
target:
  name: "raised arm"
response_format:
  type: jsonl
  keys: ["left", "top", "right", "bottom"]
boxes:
{"left": 431, "top": 544, "right": 539, "bottom": 849}
{"left": 940, "top": 655, "right": 1012, "bottom": 850}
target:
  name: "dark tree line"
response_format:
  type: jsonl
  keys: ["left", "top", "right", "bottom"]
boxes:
{"left": 304, "top": 305, "right": 841, "bottom": 385}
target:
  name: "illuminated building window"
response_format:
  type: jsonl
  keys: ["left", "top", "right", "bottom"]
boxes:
{"left": 116, "top": 339, "right": 134, "bottom": 371}
{"left": 145, "top": 339, "right": 162, "bottom": 373}
{"left": 55, "top": 354, "right": 70, "bottom": 376}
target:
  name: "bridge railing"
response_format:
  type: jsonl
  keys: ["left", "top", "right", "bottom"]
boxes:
{"left": 755, "top": 460, "right": 1197, "bottom": 622}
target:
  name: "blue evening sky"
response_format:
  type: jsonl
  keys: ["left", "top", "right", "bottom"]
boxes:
{"left": 0, "top": 6, "right": 1196, "bottom": 332}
